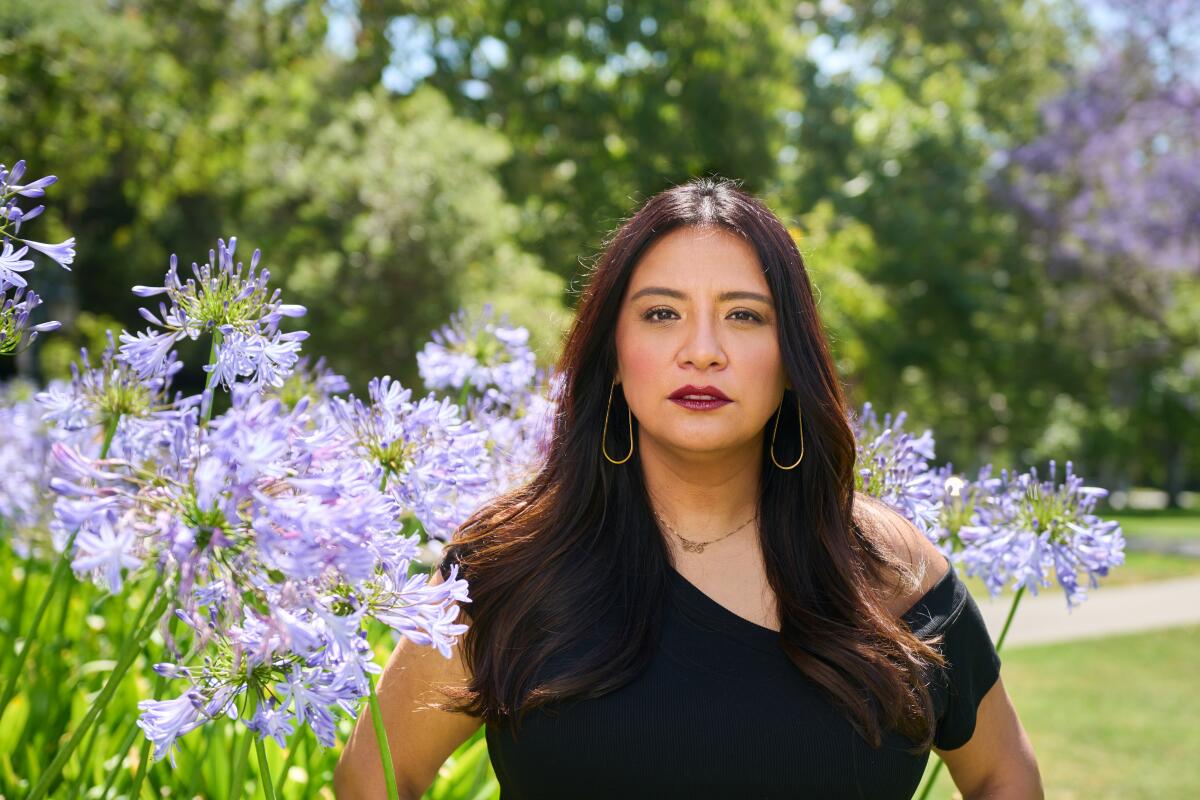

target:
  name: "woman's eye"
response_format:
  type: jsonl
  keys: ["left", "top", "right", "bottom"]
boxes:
{"left": 641, "top": 308, "right": 763, "bottom": 323}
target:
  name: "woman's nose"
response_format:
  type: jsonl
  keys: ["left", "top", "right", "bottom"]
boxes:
{"left": 678, "top": 315, "right": 727, "bottom": 369}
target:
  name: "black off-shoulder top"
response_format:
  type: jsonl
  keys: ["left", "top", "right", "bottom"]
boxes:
{"left": 439, "top": 554, "right": 1001, "bottom": 799}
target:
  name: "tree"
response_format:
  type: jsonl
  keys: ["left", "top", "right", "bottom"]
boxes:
{"left": 1000, "top": 0, "right": 1200, "bottom": 504}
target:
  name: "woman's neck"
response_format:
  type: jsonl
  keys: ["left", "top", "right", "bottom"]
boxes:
{"left": 638, "top": 433, "right": 763, "bottom": 553}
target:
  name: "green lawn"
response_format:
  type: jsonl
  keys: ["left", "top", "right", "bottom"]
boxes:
{"left": 1109, "top": 509, "right": 1200, "bottom": 541}
{"left": 918, "top": 624, "right": 1200, "bottom": 799}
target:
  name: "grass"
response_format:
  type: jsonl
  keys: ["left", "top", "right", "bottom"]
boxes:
{"left": 918, "top": 624, "right": 1200, "bottom": 799}
{"left": 1109, "top": 509, "right": 1200, "bottom": 541}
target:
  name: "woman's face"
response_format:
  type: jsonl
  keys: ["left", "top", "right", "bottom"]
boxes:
{"left": 614, "top": 225, "right": 788, "bottom": 461}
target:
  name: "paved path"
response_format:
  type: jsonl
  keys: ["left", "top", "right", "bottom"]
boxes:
{"left": 971, "top": 575, "right": 1200, "bottom": 648}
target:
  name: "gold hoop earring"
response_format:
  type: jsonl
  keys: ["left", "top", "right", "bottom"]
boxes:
{"left": 602, "top": 379, "right": 634, "bottom": 464}
{"left": 770, "top": 392, "right": 804, "bottom": 470}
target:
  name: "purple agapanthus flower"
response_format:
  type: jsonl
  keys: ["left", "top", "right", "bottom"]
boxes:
{"left": 71, "top": 512, "right": 144, "bottom": 594}
{"left": 1, "top": 159, "right": 74, "bottom": 276}
{"left": 118, "top": 238, "right": 308, "bottom": 388}
{"left": 136, "top": 690, "right": 207, "bottom": 766}
{"left": 1, "top": 287, "right": 61, "bottom": 355}
{"left": 957, "top": 460, "right": 1125, "bottom": 609}
{"left": 418, "top": 303, "right": 539, "bottom": 402}
{"left": 0, "top": 240, "right": 34, "bottom": 289}
{"left": 850, "top": 402, "right": 943, "bottom": 535}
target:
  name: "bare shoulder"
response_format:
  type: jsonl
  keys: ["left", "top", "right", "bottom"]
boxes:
{"left": 852, "top": 491, "right": 950, "bottom": 618}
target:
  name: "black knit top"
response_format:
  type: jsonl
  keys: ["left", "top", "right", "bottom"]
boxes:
{"left": 440, "top": 556, "right": 1001, "bottom": 800}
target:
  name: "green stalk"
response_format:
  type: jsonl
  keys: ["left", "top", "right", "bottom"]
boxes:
{"left": 0, "top": 538, "right": 35, "bottom": 675}
{"left": 273, "top": 733, "right": 302, "bottom": 798}
{"left": 253, "top": 694, "right": 278, "bottom": 800}
{"left": 97, "top": 716, "right": 142, "bottom": 799}
{"left": 187, "top": 723, "right": 213, "bottom": 798}
{"left": 368, "top": 677, "right": 401, "bottom": 800}
{"left": 0, "top": 413, "right": 121, "bottom": 719}
{"left": 0, "top": 532, "right": 73, "bottom": 719}
{"left": 65, "top": 715, "right": 104, "bottom": 798}
{"left": 26, "top": 577, "right": 167, "bottom": 800}
{"left": 228, "top": 696, "right": 256, "bottom": 800}
{"left": 915, "top": 586, "right": 1026, "bottom": 800}
{"left": 994, "top": 585, "right": 1026, "bottom": 650}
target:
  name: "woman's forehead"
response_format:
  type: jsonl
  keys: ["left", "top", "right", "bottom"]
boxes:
{"left": 628, "top": 228, "right": 768, "bottom": 296}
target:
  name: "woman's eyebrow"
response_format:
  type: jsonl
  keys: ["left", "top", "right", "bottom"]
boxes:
{"left": 628, "top": 286, "right": 772, "bottom": 304}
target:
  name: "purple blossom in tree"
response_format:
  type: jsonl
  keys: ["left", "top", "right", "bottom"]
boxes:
{"left": 1001, "top": 0, "right": 1200, "bottom": 338}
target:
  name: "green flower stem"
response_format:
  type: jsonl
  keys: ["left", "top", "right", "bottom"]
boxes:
{"left": 26, "top": 575, "right": 168, "bottom": 800}
{"left": 0, "top": 413, "right": 122, "bottom": 721}
{"left": 0, "top": 536, "right": 35, "bottom": 674}
{"left": 915, "top": 586, "right": 1026, "bottom": 800}
{"left": 228, "top": 692, "right": 257, "bottom": 800}
{"left": 188, "top": 725, "right": 214, "bottom": 798}
{"left": 273, "top": 733, "right": 302, "bottom": 798}
{"left": 97, "top": 716, "right": 143, "bottom": 800}
{"left": 0, "top": 532, "right": 73, "bottom": 719}
{"left": 368, "top": 675, "right": 402, "bottom": 800}
{"left": 994, "top": 585, "right": 1025, "bottom": 650}
{"left": 65, "top": 713, "right": 104, "bottom": 798}
{"left": 253, "top": 694, "right": 278, "bottom": 800}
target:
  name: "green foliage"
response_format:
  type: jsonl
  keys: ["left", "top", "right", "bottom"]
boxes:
{"left": 1, "top": 0, "right": 1190, "bottom": 486}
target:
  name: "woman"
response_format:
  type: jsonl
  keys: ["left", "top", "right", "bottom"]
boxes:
{"left": 335, "top": 177, "right": 1043, "bottom": 799}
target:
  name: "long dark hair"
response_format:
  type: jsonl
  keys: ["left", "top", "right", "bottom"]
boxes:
{"left": 437, "top": 176, "right": 946, "bottom": 752}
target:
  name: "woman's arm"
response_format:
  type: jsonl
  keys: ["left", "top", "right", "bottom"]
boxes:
{"left": 334, "top": 569, "right": 482, "bottom": 799}
{"left": 935, "top": 675, "right": 1044, "bottom": 799}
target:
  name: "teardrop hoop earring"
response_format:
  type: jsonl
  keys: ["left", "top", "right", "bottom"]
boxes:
{"left": 770, "top": 392, "right": 805, "bottom": 470}
{"left": 602, "top": 378, "right": 634, "bottom": 465}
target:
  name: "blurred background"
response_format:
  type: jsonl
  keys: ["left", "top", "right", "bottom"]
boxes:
{"left": 3, "top": 0, "right": 1198, "bottom": 504}
{"left": 2, "top": 2, "right": 1198, "bottom": 796}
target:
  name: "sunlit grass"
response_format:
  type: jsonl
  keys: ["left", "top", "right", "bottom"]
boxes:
{"left": 919, "top": 624, "right": 1200, "bottom": 799}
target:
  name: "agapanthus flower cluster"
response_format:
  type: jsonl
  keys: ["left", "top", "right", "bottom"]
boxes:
{"left": 1, "top": 159, "right": 73, "bottom": 355}
{"left": 48, "top": 381, "right": 471, "bottom": 759}
{"left": 37, "top": 331, "right": 182, "bottom": 432}
{"left": 331, "top": 376, "right": 494, "bottom": 544}
{"left": 417, "top": 303, "right": 558, "bottom": 504}
{"left": 955, "top": 460, "right": 1125, "bottom": 608}
{"left": 850, "top": 402, "right": 943, "bottom": 534}
{"left": 417, "top": 302, "right": 539, "bottom": 401}
{"left": 119, "top": 237, "right": 307, "bottom": 389}
{"left": 0, "top": 380, "right": 54, "bottom": 552}
{"left": 460, "top": 367, "right": 557, "bottom": 495}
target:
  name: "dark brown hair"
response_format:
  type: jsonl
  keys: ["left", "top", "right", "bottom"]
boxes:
{"left": 437, "top": 176, "right": 946, "bottom": 752}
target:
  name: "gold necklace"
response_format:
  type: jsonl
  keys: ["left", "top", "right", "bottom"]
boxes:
{"left": 652, "top": 507, "right": 759, "bottom": 554}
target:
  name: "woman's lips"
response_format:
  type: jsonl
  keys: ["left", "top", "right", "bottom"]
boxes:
{"left": 669, "top": 397, "right": 733, "bottom": 411}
